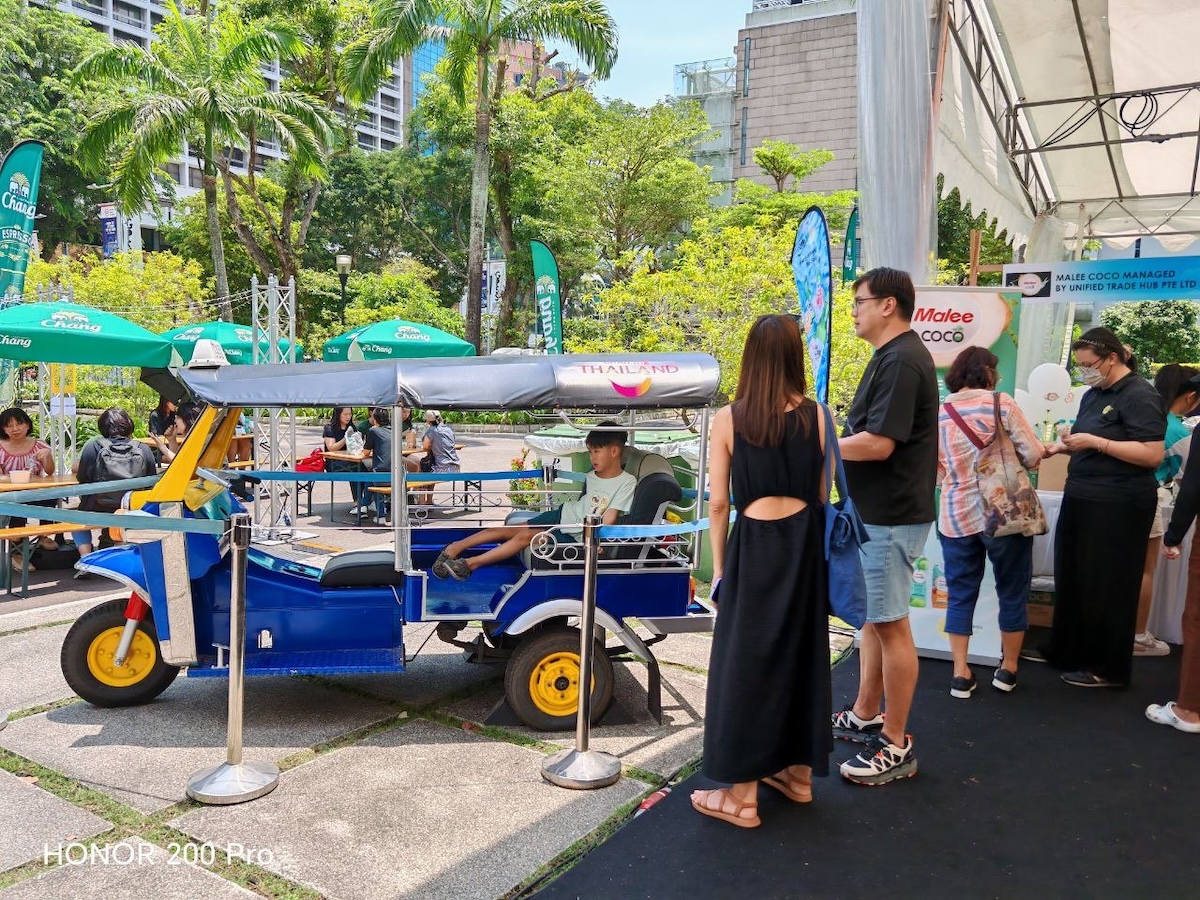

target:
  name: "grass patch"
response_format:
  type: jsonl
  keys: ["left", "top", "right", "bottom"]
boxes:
{"left": 0, "top": 617, "right": 77, "bottom": 638}
{"left": 277, "top": 712, "right": 415, "bottom": 771}
{"left": 7, "top": 697, "right": 80, "bottom": 721}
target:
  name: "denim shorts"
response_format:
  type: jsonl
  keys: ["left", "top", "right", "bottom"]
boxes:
{"left": 861, "top": 521, "right": 933, "bottom": 624}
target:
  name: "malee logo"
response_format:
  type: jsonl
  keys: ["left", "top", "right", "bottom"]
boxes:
{"left": 536, "top": 275, "right": 558, "bottom": 353}
{"left": 1, "top": 173, "right": 36, "bottom": 218}
{"left": 42, "top": 310, "right": 101, "bottom": 333}
{"left": 912, "top": 291, "right": 1012, "bottom": 366}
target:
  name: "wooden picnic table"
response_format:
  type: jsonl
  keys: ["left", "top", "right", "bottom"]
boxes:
{"left": 0, "top": 475, "right": 82, "bottom": 594}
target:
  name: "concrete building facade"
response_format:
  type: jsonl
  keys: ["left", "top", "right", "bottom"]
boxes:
{"left": 733, "top": 0, "right": 858, "bottom": 193}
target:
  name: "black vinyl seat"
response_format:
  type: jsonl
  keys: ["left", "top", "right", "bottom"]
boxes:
{"left": 319, "top": 549, "right": 405, "bottom": 588}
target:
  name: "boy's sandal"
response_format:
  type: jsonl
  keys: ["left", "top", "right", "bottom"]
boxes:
{"left": 762, "top": 771, "right": 813, "bottom": 804}
{"left": 432, "top": 551, "right": 452, "bottom": 579}
{"left": 690, "top": 788, "right": 760, "bottom": 828}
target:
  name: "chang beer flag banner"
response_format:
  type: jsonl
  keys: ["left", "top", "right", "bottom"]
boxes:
{"left": 791, "top": 206, "right": 833, "bottom": 404}
{"left": 842, "top": 205, "right": 859, "bottom": 281}
{"left": 0, "top": 141, "right": 45, "bottom": 303}
{"left": 530, "top": 240, "right": 564, "bottom": 355}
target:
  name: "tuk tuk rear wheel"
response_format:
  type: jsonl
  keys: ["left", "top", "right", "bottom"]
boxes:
{"left": 504, "top": 626, "right": 614, "bottom": 731}
{"left": 61, "top": 598, "right": 180, "bottom": 707}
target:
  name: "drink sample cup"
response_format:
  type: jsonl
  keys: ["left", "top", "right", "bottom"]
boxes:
{"left": 9, "top": 470, "right": 31, "bottom": 484}
{"left": 1056, "top": 423, "right": 1071, "bottom": 441}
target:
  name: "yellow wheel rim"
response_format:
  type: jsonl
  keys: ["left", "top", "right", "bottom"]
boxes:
{"left": 528, "top": 650, "right": 595, "bottom": 718}
{"left": 86, "top": 626, "right": 157, "bottom": 688}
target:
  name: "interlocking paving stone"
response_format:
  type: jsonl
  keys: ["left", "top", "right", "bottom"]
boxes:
{"left": 0, "top": 677, "right": 394, "bottom": 813}
{"left": 0, "top": 837, "right": 260, "bottom": 899}
{"left": 0, "top": 625, "right": 73, "bottom": 713}
{"left": 174, "top": 719, "right": 646, "bottom": 900}
{"left": 0, "top": 770, "right": 111, "bottom": 874}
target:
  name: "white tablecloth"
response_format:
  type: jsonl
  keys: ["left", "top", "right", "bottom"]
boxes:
{"left": 1033, "top": 491, "right": 1190, "bottom": 645}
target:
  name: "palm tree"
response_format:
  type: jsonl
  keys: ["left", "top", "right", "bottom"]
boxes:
{"left": 76, "top": 0, "right": 331, "bottom": 318}
{"left": 346, "top": 0, "right": 617, "bottom": 350}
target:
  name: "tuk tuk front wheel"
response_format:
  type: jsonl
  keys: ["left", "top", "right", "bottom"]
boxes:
{"left": 504, "top": 626, "right": 614, "bottom": 731}
{"left": 61, "top": 598, "right": 180, "bottom": 707}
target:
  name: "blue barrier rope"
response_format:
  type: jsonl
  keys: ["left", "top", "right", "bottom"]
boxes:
{"left": 1, "top": 475, "right": 161, "bottom": 504}
{"left": 599, "top": 518, "right": 711, "bottom": 539}
{"left": 231, "top": 469, "right": 544, "bottom": 483}
{"left": 0, "top": 501, "right": 226, "bottom": 534}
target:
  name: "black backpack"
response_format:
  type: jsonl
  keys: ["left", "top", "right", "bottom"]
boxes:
{"left": 89, "top": 437, "right": 152, "bottom": 512}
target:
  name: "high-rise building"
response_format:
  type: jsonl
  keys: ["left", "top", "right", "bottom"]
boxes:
{"left": 674, "top": 58, "right": 738, "bottom": 204}
{"left": 57, "top": 0, "right": 410, "bottom": 247}
{"left": 734, "top": 0, "right": 858, "bottom": 193}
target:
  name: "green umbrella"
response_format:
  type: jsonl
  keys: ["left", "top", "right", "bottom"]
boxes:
{"left": 323, "top": 320, "right": 475, "bottom": 361}
{"left": 162, "top": 320, "right": 301, "bottom": 365}
{"left": 0, "top": 302, "right": 180, "bottom": 366}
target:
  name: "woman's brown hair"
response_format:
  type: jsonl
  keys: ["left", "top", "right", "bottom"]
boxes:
{"left": 944, "top": 346, "right": 999, "bottom": 393}
{"left": 732, "top": 314, "right": 810, "bottom": 447}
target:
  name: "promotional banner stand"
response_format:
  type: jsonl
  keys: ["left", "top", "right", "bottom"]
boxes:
{"left": 541, "top": 515, "right": 622, "bottom": 790}
{"left": 187, "top": 514, "right": 280, "bottom": 804}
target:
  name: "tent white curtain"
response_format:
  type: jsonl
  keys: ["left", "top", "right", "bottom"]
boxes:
{"left": 857, "top": 0, "right": 936, "bottom": 280}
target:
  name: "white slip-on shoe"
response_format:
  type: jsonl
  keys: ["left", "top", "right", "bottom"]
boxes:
{"left": 1145, "top": 702, "right": 1200, "bottom": 733}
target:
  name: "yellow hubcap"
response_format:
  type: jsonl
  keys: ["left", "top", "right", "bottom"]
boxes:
{"left": 86, "top": 626, "right": 157, "bottom": 688}
{"left": 528, "top": 650, "right": 595, "bottom": 717}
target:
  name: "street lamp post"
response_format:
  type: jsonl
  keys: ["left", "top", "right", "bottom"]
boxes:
{"left": 335, "top": 254, "right": 352, "bottom": 325}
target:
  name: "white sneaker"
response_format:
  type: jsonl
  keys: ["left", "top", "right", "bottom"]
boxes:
{"left": 373, "top": 515, "right": 390, "bottom": 526}
{"left": 1133, "top": 631, "right": 1170, "bottom": 657}
{"left": 348, "top": 506, "right": 362, "bottom": 515}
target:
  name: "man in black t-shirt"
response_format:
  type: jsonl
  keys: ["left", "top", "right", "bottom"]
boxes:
{"left": 833, "top": 267, "right": 938, "bottom": 787}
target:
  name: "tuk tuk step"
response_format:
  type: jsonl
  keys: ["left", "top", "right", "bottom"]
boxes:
{"left": 638, "top": 613, "right": 716, "bottom": 636}
{"left": 186, "top": 647, "right": 406, "bottom": 677}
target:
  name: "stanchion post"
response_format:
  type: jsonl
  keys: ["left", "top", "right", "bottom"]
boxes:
{"left": 541, "top": 514, "right": 622, "bottom": 789}
{"left": 186, "top": 513, "right": 280, "bottom": 804}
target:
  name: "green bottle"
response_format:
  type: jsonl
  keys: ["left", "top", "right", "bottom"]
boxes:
{"left": 910, "top": 557, "right": 928, "bottom": 607}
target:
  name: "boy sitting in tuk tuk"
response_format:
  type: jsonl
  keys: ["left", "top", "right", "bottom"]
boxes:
{"left": 435, "top": 423, "right": 635, "bottom": 580}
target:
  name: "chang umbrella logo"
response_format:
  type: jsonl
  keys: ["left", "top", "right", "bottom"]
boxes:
{"left": 176, "top": 327, "right": 204, "bottom": 342}
{"left": 43, "top": 310, "right": 101, "bottom": 333}
{"left": 1, "top": 173, "right": 37, "bottom": 218}
{"left": 234, "top": 328, "right": 254, "bottom": 343}
{"left": 394, "top": 325, "right": 430, "bottom": 342}
{"left": 0, "top": 334, "right": 32, "bottom": 349}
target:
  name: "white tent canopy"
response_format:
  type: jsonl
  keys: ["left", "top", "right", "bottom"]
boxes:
{"left": 936, "top": 0, "right": 1200, "bottom": 253}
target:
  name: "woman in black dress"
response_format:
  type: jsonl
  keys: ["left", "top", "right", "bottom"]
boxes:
{"left": 692, "top": 314, "right": 832, "bottom": 829}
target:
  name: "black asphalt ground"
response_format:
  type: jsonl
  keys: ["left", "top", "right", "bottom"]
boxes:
{"left": 537, "top": 649, "right": 1198, "bottom": 900}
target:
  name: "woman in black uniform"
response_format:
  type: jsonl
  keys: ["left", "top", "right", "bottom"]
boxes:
{"left": 1043, "top": 327, "right": 1165, "bottom": 687}
{"left": 692, "top": 314, "right": 832, "bottom": 828}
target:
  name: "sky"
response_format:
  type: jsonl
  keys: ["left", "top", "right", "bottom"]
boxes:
{"left": 560, "top": 1, "right": 749, "bottom": 106}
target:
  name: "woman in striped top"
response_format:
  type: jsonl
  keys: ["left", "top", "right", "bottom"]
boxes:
{"left": 936, "top": 347, "right": 1045, "bottom": 698}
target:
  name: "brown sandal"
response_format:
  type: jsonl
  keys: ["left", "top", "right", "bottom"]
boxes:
{"left": 690, "top": 788, "right": 761, "bottom": 828}
{"left": 762, "top": 771, "right": 812, "bottom": 804}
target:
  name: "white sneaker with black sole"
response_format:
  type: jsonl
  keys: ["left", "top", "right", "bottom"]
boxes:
{"left": 831, "top": 706, "right": 885, "bottom": 743}
{"left": 840, "top": 734, "right": 918, "bottom": 785}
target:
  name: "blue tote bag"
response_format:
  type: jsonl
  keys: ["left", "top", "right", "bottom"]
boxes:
{"left": 819, "top": 403, "right": 869, "bottom": 629}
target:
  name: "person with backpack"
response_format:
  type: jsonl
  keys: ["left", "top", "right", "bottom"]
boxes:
{"left": 70, "top": 407, "right": 156, "bottom": 576}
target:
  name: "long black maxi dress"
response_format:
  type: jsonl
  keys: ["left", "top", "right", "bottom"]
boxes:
{"left": 703, "top": 402, "right": 833, "bottom": 783}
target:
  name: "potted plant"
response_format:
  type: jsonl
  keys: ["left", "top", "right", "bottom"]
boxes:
{"left": 507, "top": 448, "right": 542, "bottom": 509}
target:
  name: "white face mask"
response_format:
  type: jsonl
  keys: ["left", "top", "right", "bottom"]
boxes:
{"left": 1078, "top": 366, "right": 1105, "bottom": 386}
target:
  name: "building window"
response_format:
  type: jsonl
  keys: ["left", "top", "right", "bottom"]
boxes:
{"left": 739, "top": 107, "right": 749, "bottom": 166}
{"left": 742, "top": 37, "right": 751, "bottom": 97}
{"left": 165, "top": 163, "right": 182, "bottom": 184}
{"left": 381, "top": 139, "right": 397, "bottom": 151}
{"left": 188, "top": 167, "right": 203, "bottom": 189}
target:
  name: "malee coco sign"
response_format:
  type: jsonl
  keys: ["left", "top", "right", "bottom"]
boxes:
{"left": 1003, "top": 256, "right": 1200, "bottom": 303}
{"left": 912, "top": 287, "right": 1015, "bottom": 368}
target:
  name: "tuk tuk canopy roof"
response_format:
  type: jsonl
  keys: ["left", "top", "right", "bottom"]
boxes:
{"left": 177, "top": 353, "right": 721, "bottom": 411}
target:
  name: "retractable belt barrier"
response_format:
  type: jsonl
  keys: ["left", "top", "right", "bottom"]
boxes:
{"left": 226, "top": 469, "right": 544, "bottom": 483}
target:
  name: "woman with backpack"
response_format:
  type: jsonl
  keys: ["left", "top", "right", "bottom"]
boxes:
{"left": 70, "top": 407, "right": 156, "bottom": 574}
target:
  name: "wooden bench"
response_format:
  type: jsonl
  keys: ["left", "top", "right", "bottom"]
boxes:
{"left": 226, "top": 460, "right": 256, "bottom": 470}
{"left": 0, "top": 522, "right": 90, "bottom": 595}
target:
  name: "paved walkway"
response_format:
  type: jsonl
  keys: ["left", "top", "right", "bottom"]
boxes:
{"left": 0, "top": 429, "right": 732, "bottom": 899}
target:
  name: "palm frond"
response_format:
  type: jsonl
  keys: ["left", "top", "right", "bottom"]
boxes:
{"left": 506, "top": 0, "right": 617, "bottom": 78}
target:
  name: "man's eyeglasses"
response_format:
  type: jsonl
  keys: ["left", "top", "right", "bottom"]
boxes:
{"left": 852, "top": 294, "right": 889, "bottom": 308}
